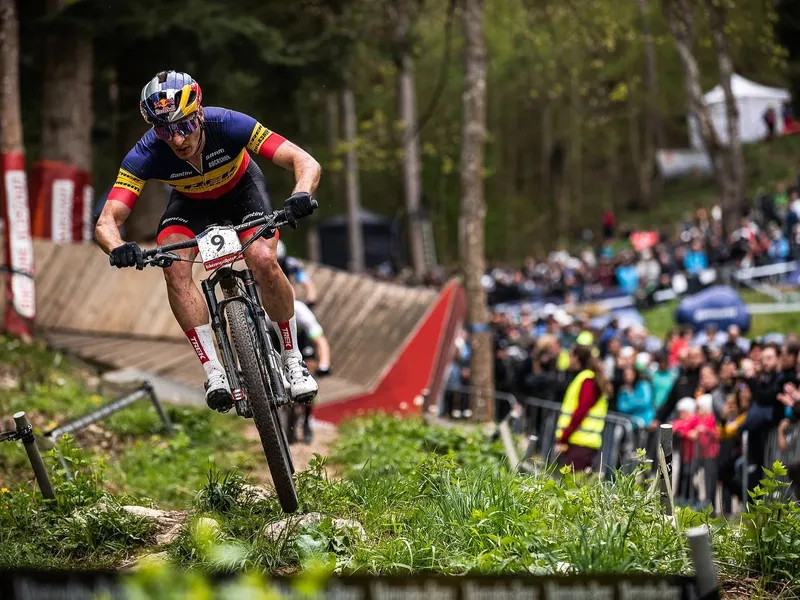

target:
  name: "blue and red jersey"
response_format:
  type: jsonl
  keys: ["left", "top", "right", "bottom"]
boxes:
{"left": 110, "top": 107, "right": 286, "bottom": 208}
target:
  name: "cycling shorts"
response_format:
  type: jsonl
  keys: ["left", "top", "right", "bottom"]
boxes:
{"left": 156, "top": 159, "right": 274, "bottom": 244}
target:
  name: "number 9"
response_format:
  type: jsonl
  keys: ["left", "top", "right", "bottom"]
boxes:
{"left": 211, "top": 234, "right": 225, "bottom": 251}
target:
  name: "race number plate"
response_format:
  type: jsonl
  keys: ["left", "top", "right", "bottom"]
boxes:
{"left": 197, "top": 226, "right": 243, "bottom": 271}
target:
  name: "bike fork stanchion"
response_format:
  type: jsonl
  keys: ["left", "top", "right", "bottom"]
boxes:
{"left": 143, "top": 381, "right": 174, "bottom": 435}
{"left": 686, "top": 525, "right": 721, "bottom": 600}
{"left": 13, "top": 412, "right": 56, "bottom": 500}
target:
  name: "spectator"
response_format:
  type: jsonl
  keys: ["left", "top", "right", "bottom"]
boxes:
{"left": 718, "top": 356, "right": 738, "bottom": 395}
{"left": 694, "top": 323, "right": 726, "bottom": 349}
{"left": 555, "top": 345, "right": 612, "bottom": 472}
{"left": 695, "top": 394, "right": 721, "bottom": 512}
{"left": 616, "top": 365, "right": 655, "bottom": 428}
{"left": 671, "top": 397, "right": 699, "bottom": 504}
{"left": 684, "top": 238, "right": 709, "bottom": 275}
{"left": 602, "top": 206, "right": 615, "bottom": 240}
{"left": 615, "top": 253, "right": 640, "bottom": 295}
{"left": 767, "top": 222, "right": 790, "bottom": 264}
{"left": 721, "top": 325, "right": 749, "bottom": 361}
{"left": 651, "top": 350, "right": 678, "bottom": 411}
{"left": 699, "top": 364, "right": 726, "bottom": 421}
{"left": 652, "top": 345, "right": 703, "bottom": 429}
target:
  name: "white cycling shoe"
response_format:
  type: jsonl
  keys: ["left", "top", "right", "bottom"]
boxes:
{"left": 284, "top": 355, "right": 318, "bottom": 404}
{"left": 205, "top": 369, "right": 233, "bottom": 411}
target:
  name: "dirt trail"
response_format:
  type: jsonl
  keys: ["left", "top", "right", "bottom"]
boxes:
{"left": 242, "top": 419, "right": 338, "bottom": 485}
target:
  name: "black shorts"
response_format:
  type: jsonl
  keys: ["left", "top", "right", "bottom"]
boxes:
{"left": 156, "top": 159, "right": 274, "bottom": 244}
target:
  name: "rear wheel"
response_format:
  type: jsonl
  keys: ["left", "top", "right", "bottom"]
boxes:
{"left": 225, "top": 300, "right": 297, "bottom": 512}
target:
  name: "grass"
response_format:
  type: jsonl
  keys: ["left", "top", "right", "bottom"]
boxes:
{"left": 618, "top": 134, "right": 800, "bottom": 234}
{"left": 643, "top": 289, "right": 800, "bottom": 340}
{"left": 2, "top": 335, "right": 800, "bottom": 598}
{"left": 0, "top": 334, "right": 258, "bottom": 508}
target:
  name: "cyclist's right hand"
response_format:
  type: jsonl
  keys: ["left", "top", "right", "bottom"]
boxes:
{"left": 109, "top": 242, "right": 145, "bottom": 270}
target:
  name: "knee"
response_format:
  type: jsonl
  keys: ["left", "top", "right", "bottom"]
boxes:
{"left": 163, "top": 261, "right": 194, "bottom": 291}
{"left": 247, "top": 241, "right": 281, "bottom": 279}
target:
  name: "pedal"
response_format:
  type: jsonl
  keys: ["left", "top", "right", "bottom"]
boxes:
{"left": 233, "top": 389, "right": 253, "bottom": 418}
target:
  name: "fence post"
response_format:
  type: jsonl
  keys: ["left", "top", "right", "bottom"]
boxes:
{"left": 658, "top": 424, "right": 675, "bottom": 517}
{"left": 13, "top": 412, "right": 55, "bottom": 500}
{"left": 741, "top": 430, "right": 749, "bottom": 513}
{"left": 144, "top": 381, "right": 174, "bottom": 435}
{"left": 686, "top": 525, "right": 720, "bottom": 599}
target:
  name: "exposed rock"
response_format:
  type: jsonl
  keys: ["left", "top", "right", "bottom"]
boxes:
{"left": 122, "top": 505, "right": 187, "bottom": 546}
{"left": 239, "top": 483, "right": 273, "bottom": 503}
{"left": 261, "top": 512, "right": 366, "bottom": 543}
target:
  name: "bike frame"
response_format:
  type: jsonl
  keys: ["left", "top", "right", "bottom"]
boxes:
{"left": 201, "top": 264, "right": 287, "bottom": 416}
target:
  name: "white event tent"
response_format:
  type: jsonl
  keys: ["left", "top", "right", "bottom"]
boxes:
{"left": 688, "top": 73, "right": 791, "bottom": 151}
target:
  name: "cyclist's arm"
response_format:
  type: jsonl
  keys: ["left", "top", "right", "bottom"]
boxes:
{"left": 95, "top": 151, "right": 149, "bottom": 253}
{"left": 229, "top": 111, "right": 321, "bottom": 194}
{"left": 95, "top": 200, "right": 131, "bottom": 254}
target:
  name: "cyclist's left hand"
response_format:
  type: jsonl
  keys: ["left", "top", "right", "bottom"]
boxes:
{"left": 284, "top": 192, "right": 315, "bottom": 228}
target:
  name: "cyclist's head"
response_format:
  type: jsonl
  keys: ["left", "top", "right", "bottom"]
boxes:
{"left": 140, "top": 70, "right": 204, "bottom": 159}
{"left": 276, "top": 240, "right": 287, "bottom": 261}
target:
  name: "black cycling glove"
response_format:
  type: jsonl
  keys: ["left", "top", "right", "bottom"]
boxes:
{"left": 109, "top": 242, "right": 144, "bottom": 270}
{"left": 284, "top": 192, "right": 315, "bottom": 228}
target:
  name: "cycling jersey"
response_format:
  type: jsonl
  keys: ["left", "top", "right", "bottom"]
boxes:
{"left": 110, "top": 107, "right": 285, "bottom": 208}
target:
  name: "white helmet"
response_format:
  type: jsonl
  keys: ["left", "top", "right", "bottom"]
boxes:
{"left": 276, "top": 239, "right": 287, "bottom": 261}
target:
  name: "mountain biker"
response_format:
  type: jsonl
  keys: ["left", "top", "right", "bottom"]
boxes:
{"left": 276, "top": 239, "right": 317, "bottom": 308}
{"left": 282, "top": 299, "right": 331, "bottom": 444}
{"left": 94, "top": 70, "right": 320, "bottom": 410}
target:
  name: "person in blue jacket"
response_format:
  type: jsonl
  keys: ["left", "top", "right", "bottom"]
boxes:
{"left": 616, "top": 364, "right": 655, "bottom": 428}
{"left": 683, "top": 238, "right": 708, "bottom": 275}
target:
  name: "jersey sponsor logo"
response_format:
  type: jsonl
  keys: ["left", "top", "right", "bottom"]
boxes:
{"left": 247, "top": 123, "right": 273, "bottom": 154}
{"left": 169, "top": 170, "right": 194, "bottom": 179}
{"left": 206, "top": 148, "right": 225, "bottom": 159}
{"left": 207, "top": 155, "right": 231, "bottom": 168}
{"left": 162, "top": 216, "right": 189, "bottom": 225}
{"left": 114, "top": 169, "right": 145, "bottom": 195}
{"left": 161, "top": 150, "right": 246, "bottom": 195}
{"left": 153, "top": 98, "right": 176, "bottom": 115}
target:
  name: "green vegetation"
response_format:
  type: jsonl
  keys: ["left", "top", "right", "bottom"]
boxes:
{"left": 619, "top": 134, "right": 800, "bottom": 235}
{"left": 643, "top": 289, "right": 800, "bottom": 340}
{"left": 0, "top": 335, "right": 259, "bottom": 508}
{"left": 2, "top": 338, "right": 799, "bottom": 598}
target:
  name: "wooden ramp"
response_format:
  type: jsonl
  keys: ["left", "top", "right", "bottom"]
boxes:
{"left": 2, "top": 239, "right": 438, "bottom": 407}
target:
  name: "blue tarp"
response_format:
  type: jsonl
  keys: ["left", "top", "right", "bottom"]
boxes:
{"left": 674, "top": 285, "right": 751, "bottom": 333}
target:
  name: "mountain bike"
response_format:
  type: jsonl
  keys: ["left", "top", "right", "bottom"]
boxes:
{"left": 131, "top": 201, "right": 317, "bottom": 513}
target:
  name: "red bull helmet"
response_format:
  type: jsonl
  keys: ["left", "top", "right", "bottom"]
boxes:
{"left": 139, "top": 70, "right": 202, "bottom": 125}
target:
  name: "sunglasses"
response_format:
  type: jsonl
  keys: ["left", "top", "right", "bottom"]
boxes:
{"left": 154, "top": 117, "right": 200, "bottom": 141}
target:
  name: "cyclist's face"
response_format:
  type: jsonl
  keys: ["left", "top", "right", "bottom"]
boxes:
{"left": 164, "top": 115, "right": 202, "bottom": 159}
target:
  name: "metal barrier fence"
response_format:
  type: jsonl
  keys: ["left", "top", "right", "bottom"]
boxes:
{"left": 442, "top": 385, "right": 648, "bottom": 478}
{"left": 668, "top": 420, "right": 800, "bottom": 514}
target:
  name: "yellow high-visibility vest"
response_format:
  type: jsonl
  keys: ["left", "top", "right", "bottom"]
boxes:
{"left": 555, "top": 369, "right": 608, "bottom": 450}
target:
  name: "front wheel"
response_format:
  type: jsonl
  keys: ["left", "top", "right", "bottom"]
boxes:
{"left": 226, "top": 300, "right": 298, "bottom": 513}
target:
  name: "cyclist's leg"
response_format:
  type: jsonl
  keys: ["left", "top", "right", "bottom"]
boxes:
{"left": 226, "top": 161, "right": 317, "bottom": 403}
{"left": 157, "top": 192, "right": 232, "bottom": 408}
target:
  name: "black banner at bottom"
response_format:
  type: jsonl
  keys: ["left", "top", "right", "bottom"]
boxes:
{"left": 0, "top": 570, "right": 717, "bottom": 600}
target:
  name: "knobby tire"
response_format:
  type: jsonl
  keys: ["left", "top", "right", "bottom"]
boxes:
{"left": 225, "top": 300, "right": 298, "bottom": 513}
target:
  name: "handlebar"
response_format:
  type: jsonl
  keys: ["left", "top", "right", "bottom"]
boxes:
{"left": 137, "top": 198, "right": 318, "bottom": 268}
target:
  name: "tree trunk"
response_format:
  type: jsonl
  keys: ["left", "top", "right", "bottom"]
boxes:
{"left": 709, "top": 0, "right": 745, "bottom": 235}
{"left": 341, "top": 87, "right": 365, "bottom": 273}
{"left": 40, "top": 0, "right": 93, "bottom": 170}
{"left": 460, "top": 0, "right": 493, "bottom": 422}
{"left": 325, "top": 90, "right": 343, "bottom": 207}
{"left": 0, "top": 0, "right": 23, "bottom": 155}
{"left": 664, "top": 0, "right": 731, "bottom": 231}
{"left": 398, "top": 52, "right": 428, "bottom": 276}
{"left": 639, "top": 0, "right": 665, "bottom": 150}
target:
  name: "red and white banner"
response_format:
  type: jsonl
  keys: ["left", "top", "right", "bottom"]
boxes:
{"left": 1, "top": 152, "right": 36, "bottom": 335}
{"left": 30, "top": 160, "right": 93, "bottom": 243}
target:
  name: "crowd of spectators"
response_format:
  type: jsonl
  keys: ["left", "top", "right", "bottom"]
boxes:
{"left": 442, "top": 309, "right": 800, "bottom": 513}
{"left": 440, "top": 182, "right": 800, "bottom": 514}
